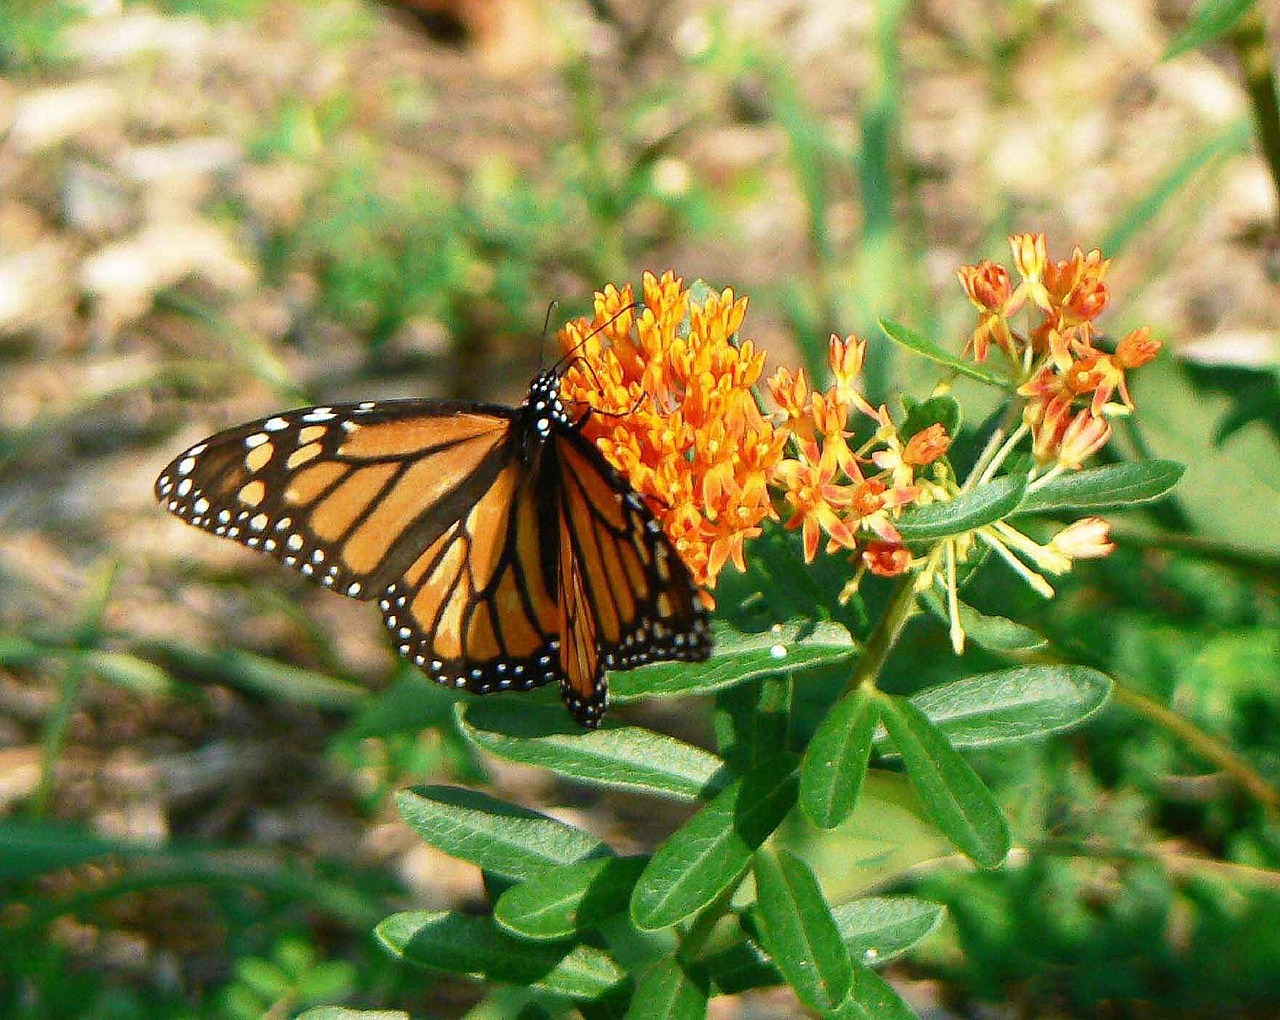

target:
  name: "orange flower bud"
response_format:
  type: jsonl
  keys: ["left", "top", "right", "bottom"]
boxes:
{"left": 862, "top": 541, "right": 912, "bottom": 577}
{"left": 902, "top": 424, "right": 951, "bottom": 466}
{"left": 958, "top": 261, "right": 1012, "bottom": 313}
{"left": 1050, "top": 517, "right": 1115, "bottom": 560}
{"left": 1115, "top": 326, "right": 1162, "bottom": 368}
{"left": 1056, "top": 410, "right": 1112, "bottom": 470}
{"left": 1010, "top": 232, "right": 1048, "bottom": 282}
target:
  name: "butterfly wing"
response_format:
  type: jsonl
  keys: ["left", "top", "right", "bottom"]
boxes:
{"left": 553, "top": 432, "right": 712, "bottom": 726}
{"left": 156, "top": 399, "right": 560, "bottom": 693}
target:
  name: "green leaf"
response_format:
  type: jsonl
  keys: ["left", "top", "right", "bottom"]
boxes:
{"left": 396, "top": 786, "right": 606, "bottom": 881}
{"left": 752, "top": 849, "right": 853, "bottom": 1011}
{"left": 612, "top": 621, "right": 856, "bottom": 703}
{"left": 1013, "top": 460, "right": 1184, "bottom": 515}
{"left": 829, "top": 964, "right": 917, "bottom": 1020}
{"left": 833, "top": 896, "right": 947, "bottom": 966}
{"left": 458, "top": 702, "right": 727, "bottom": 802}
{"left": 894, "top": 476, "right": 1027, "bottom": 540}
{"left": 901, "top": 393, "right": 961, "bottom": 441}
{"left": 376, "top": 910, "right": 624, "bottom": 1001}
{"left": 631, "top": 754, "right": 800, "bottom": 931}
{"left": 878, "top": 319, "right": 1012, "bottom": 388}
{"left": 495, "top": 855, "right": 650, "bottom": 941}
{"left": 296, "top": 1010, "right": 409, "bottom": 1020}
{"left": 624, "top": 960, "right": 707, "bottom": 1020}
{"left": 714, "top": 674, "right": 792, "bottom": 772}
{"left": 702, "top": 895, "right": 944, "bottom": 994}
{"left": 801, "top": 686, "right": 880, "bottom": 828}
{"left": 877, "top": 696, "right": 1010, "bottom": 868}
{"left": 1129, "top": 356, "right": 1280, "bottom": 559}
{"left": 920, "top": 589, "right": 1049, "bottom": 655}
{"left": 877, "top": 666, "right": 1112, "bottom": 751}
{"left": 1164, "top": 0, "right": 1255, "bottom": 59}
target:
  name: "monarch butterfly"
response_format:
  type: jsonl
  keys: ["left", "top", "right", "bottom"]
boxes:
{"left": 154, "top": 367, "right": 712, "bottom": 727}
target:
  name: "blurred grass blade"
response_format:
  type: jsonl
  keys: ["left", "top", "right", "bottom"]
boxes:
{"left": 624, "top": 960, "right": 708, "bottom": 1020}
{"left": 612, "top": 621, "right": 856, "bottom": 703}
{"left": 1015, "top": 460, "right": 1184, "bottom": 515}
{"left": 752, "top": 849, "right": 853, "bottom": 1011}
{"left": 895, "top": 476, "right": 1026, "bottom": 540}
{"left": 1102, "top": 119, "right": 1251, "bottom": 251}
{"left": 1164, "top": 0, "right": 1255, "bottom": 60}
{"left": 494, "top": 855, "right": 649, "bottom": 941}
{"left": 875, "top": 666, "right": 1113, "bottom": 751}
{"left": 144, "top": 642, "right": 367, "bottom": 711}
{"left": 0, "top": 819, "right": 158, "bottom": 880}
{"left": 296, "top": 1010, "right": 409, "bottom": 1020}
{"left": 801, "top": 686, "right": 880, "bottom": 828}
{"left": 631, "top": 754, "right": 799, "bottom": 931}
{"left": 376, "top": 910, "right": 624, "bottom": 1001}
{"left": 396, "top": 787, "right": 607, "bottom": 882}
{"left": 877, "top": 696, "right": 1010, "bottom": 868}
{"left": 458, "top": 702, "right": 728, "bottom": 802}
{"left": 878, "top": 319, "right": 1013, "bottom": 388}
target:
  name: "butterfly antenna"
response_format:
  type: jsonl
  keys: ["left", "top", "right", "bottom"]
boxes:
{"left": 551, "top": 301, "right": 644, "bottom": 373}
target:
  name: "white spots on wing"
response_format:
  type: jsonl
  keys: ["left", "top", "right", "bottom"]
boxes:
{"left": 176, "top": 478, "right": 192, "bottom": 497}
{"left": 264, "top": 417, "right": 289, "bottom": 431}
{"left": 244, "top": 432, "right": 269, "bottom": 448}
{"left": 302, "top": 407, "right": 336, "bottom": 422}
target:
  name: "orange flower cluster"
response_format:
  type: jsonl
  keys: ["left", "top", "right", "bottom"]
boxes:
{"left": 958, "top": 233, "right": 1162, "bottom": 470}
{"left": 767, "top": 335, "right": 945, "bottom": 576}
{"left": 558, "top": 272, "right": 786, "bottom": 591}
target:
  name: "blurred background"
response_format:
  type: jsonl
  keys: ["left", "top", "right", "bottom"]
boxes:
{"left": 3, "top": 1, "right": 1280, "bottom": 1017}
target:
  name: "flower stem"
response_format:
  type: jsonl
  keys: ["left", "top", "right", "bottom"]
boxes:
{"left": 1231, "top": 12, "right": 1280, "bottom": 233}
{"left": 1110, "top": 682, "right": 1280, "bottom": 817}
{"left": 842, "top": 573, "right": 919, "bottom": 697}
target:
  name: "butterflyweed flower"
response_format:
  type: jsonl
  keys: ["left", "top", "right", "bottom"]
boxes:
{"left": 562, "top": 247, "right": 1159, "bottom": 656}
{"left": 558, "top": 272, "right": 786, "bottom": 593}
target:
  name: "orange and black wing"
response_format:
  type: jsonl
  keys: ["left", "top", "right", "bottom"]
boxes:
{"left": 553, "top": 433, "right": 711, "bottom": 726}
{"left": 155, "top": 399, "right": 561, "bottom": 694}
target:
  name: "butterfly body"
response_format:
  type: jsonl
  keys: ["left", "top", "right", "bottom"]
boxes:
{"left": 155, "top": 369, "right": 710, "bottom": 726}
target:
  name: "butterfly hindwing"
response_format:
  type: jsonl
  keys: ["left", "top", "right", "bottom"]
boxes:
{"left": 156, "top": 370, "right": 712, "bottom": 726}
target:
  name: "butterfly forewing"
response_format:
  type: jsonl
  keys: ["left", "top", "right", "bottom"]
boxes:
{"left": 156, "top": 372, "right": 712, "bottom": 727}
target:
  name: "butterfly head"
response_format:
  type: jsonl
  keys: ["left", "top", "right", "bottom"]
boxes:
{"left": 524, "top": 369, "right": 577, "bottom": 442}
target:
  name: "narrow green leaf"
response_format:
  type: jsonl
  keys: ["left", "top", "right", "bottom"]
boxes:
{"left": 801, "top": 686, "right": 880, "bottom": 828}
{"left": 833, "top": 896, "right": 946, "bottom": 967}
{"left": 894, "top": 476, "right": 1026, "bottom": 540}
{"left": 396, "top": 787, "right": 606, "bottom": 881}
{"left": 699, "top": 895, "right": 943, "bottom": 995}
{"left": 495, "top": 855, "right": 650, "bottom": 941}
{"left": 612, "top": 621, "right": 855, "bottom": 702}
{"left": 752, "top": 849, "right": 853, "bottom": 1011}
{"left": 829, "top": 964, "right": 917, "bottom": 1020}
{"left": 877, "top": 666, "right": 1112, "bottom": 752}
{"left": 1164, "top": 0, "right": 1255, "bottom": 59}
{"left": 1014, "top": 460, "right": 1184, "bottom": 515}
{"left": 714, "top": 674, "right": 792, "bottom": 772}
{"left": 459, "top": 702, "right": 727, "bottom": 802}
{"left": 920, "top": 589, "right": 1049, "bottom": 656}
{"left": 631, "top": 754, "right": 799, "bottom": 931}
{"left": 376, "top": 910, "right": 624, "bottom": 1001}
{"left": 877, "top": 697, "right": 1010, "bottom": 868}
{"left": 624, "top": 960, "right": 707, "bottom": 1020}
{"left": 878, "top": 319, "right": 1012, "bottom": 388}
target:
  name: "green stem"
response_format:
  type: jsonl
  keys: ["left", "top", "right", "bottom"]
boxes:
{"left": 841, "top": 574, "right": 919, "bottom": 697}
{"left": 1110, "top": 682, "right": 1280, "bottom": 816}
{"left": 1230, "top": 12, "right": 1280, "bottom": 232}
